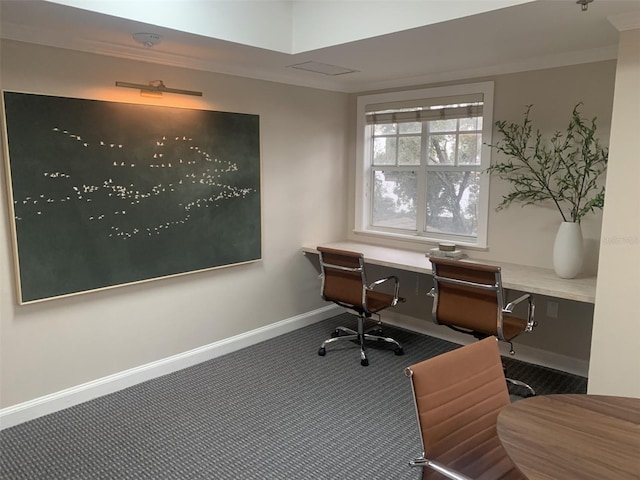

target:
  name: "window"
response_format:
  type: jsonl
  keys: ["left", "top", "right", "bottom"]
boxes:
{"left": 355, "top": 82, "right": 493, "bottom": 247}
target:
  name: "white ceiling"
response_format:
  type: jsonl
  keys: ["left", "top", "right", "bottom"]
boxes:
{"left": 42, "top": 0, "right": 536, "bottom": 53}
{"left": 1, "top": 0, "right": 639, "bottom": 93}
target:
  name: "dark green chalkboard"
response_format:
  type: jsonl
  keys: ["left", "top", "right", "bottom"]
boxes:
{"left": 3, "top": 92, "right": 261, "bottom": 303}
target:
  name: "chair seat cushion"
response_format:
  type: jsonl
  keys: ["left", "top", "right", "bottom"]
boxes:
{"left": 365, "top": 289, "right": 394, "bottom": 313}
{"left": 441, "top": 315, "right": 527, "bottom": 341}
{"left": 502, "top": 315, "right": 528, "bottom": 341}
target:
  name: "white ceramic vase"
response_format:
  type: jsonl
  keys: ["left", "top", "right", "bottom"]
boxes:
{"left": 552, "top": 221, "right": 583, "bottom": 279}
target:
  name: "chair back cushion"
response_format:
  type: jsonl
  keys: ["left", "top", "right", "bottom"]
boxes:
{"left": 407, "top": 337, "right": 523, "bottom": 480}
{"left": 318, "top": 247, "right": 366, "bottom": 309}
{"left": 431, "top": 258, "right": 502, "bottom": 337}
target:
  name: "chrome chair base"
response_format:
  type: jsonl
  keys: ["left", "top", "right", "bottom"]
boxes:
{"left": 317, "top": 314, "right": 404, "bottom": 366}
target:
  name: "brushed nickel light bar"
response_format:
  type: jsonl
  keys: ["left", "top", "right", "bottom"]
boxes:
{"left": 115, "top": 80, "right": 202, "bottom": 97}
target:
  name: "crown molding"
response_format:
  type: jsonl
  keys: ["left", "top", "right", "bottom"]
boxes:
{"left": 608, "top": 12, "right": 640, "bottom": 31}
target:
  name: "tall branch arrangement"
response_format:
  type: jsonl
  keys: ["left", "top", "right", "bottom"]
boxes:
{"left": 486, "top": 104, "right": 608, "bottom": 223}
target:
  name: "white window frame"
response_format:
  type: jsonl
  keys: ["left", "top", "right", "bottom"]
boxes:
{"left": 355, "top": 81, "right": 494, "bottom": 248}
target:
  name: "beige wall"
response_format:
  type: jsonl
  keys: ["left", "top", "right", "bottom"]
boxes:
{"left": 0, "top": 40, "right": 349, "bottom": 408}
{"left": 348, "top": 61, "right": 616, "bottom": 269}
{"left": 347, "top": 61, "right": 617, "bottom": 365}
{"left": 589, "top": 28, "right": 640, "bottom": 397}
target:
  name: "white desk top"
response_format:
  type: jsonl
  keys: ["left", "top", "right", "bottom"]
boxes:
{"left": 302, "top": 241, "right": 596, "bottom": 304}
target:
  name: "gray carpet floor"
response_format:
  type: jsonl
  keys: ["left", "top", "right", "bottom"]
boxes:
{"left": 0, "top": 314, "right": 587, "bottom": 479}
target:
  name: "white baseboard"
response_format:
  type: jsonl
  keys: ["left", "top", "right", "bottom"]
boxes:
{"left": 0, "top": 305, "right": 341, "bottom": 430}
{"left": 382, "top": 311, "right": 590, "bottom": 378}
{"left": 1, "top": 305, "right": 588, "bottom": 430}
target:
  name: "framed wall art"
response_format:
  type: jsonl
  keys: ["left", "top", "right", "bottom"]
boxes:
{"left": 2, "top": 92, "right": 261, "bottom": 304}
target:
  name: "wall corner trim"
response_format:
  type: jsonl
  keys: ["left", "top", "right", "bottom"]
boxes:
{"left": 0, "top": 305, "right": 341, "bottom": 430}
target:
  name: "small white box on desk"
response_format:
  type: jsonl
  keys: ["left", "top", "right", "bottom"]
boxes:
{"left": 427, "top": 247, "right": 465, "bottom": 260}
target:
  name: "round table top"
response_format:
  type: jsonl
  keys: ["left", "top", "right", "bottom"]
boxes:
{"left": 497, "top": 394, "right": 640, "bottom": 480}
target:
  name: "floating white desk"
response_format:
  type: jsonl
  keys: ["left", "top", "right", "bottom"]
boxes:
{"left": 302, "top": 241, "right": 596, "bottom": 304}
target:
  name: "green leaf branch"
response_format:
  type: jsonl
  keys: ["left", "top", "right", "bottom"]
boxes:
{"left": 486, "top": 103, "right": 608, "bottom": 223}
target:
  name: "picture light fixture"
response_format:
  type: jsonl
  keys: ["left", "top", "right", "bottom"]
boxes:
{"left": 115, "top": 80, "right": 203, "bottom": 97}
{"left": 576, "top": 0, "right": 594, "bottom": 11}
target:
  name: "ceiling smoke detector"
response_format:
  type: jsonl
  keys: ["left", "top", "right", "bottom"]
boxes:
{"left": 132, "top": 33, "right": 162, "bottom": 48}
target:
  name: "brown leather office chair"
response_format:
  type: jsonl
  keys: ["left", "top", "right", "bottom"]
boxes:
{"left": 316, "top": 246, "right": 404, "bottom": 366}
{"left": 428, "top": 257, "right": 537, "bottom": 396}
{"left": 405, "top": 337, "right": 524, "bottom": 480}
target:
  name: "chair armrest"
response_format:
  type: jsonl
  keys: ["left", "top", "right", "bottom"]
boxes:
{"left": 409, "top": 457, "right": 473, "bottom": 480}
{"left": 503, "top": 293, "right": 530, "bottom": 313}
{"left": 504, "top": 293, "right": 536, "bottom": 332}
{"left": 368, "top": 276, "right": 401, "bottom": 305}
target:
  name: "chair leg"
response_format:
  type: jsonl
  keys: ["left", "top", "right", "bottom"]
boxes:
{"left": 317, "top": 313, "right": 404, "bottom": 366}
{"left": 357, "top": 314, "right": 369, "bottom": 366}
{"left": 365, "top": 313, "right": 404, "bottom": 355}
{"left": 364, "top": 333, "right": 404, "bottom": 354}
{"left": 332, "top": 326, "right": 357, "bottom": 337}
{"left": 318, "top": 333, "right": 358, "bottom": 354}
{"left": 364, "top": 317, "right": 384, "bottom": 336}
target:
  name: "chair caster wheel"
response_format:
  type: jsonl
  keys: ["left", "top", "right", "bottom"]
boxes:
{"left": 330, "top": 330, "right": 340, "bottom": 338}
{"left": 394, "top": 347, "right": 404, "bottom": 356}
{"left": 361, "top": 358, "right": 369, "bottom": 366}
{"left": 318, "top": 347, "right": 326, "bottom": 356}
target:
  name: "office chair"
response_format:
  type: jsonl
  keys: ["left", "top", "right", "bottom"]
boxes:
{"left": 428, "top": 257, "right": 537, "bottom": 396}
{"left": 316, "top": 246, "right": 404, "bottom": 366}
{"left": 405, "top": 337, "right": 525, "bottom": 480}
